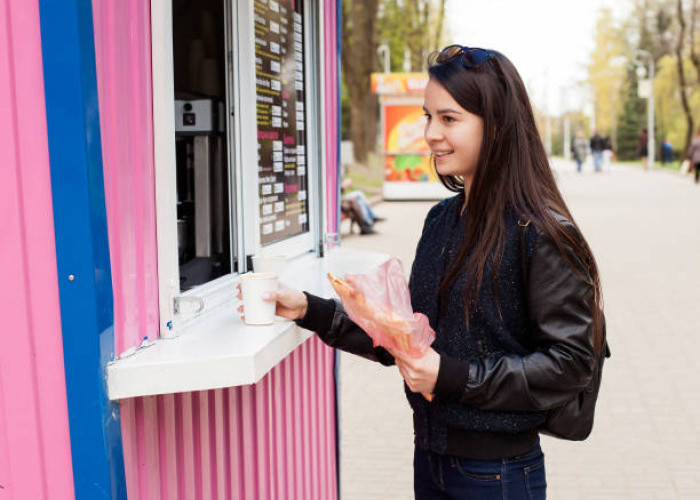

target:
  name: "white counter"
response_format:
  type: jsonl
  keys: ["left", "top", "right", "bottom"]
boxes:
{"left": 106, "top": 248, "right": 389, "bottom": 400}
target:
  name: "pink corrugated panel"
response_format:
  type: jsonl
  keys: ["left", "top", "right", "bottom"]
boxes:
{"left": 119, "top": 336, "right": 338, "bottom": 499}
{"left": 0, "top": 0, "right": 75, "bottom": 498}
{"left": 92, "top": 0, "right": 160, "bottom": 356}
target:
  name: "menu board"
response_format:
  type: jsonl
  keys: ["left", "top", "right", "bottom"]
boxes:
{"left": 254, "top": 0, "right": 309, "bottom": 246}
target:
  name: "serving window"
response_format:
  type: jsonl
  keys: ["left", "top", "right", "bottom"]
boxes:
{"left": 152, "top": 0, "right": 321, "bottom": 335}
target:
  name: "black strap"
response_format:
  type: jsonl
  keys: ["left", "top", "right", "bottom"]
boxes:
{"left": 518, "top": 219, "right": 530, "bottom": 285}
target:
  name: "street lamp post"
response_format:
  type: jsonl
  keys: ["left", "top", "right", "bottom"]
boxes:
{"left": 635, "top": 49, "right": 655, "bottom": 168}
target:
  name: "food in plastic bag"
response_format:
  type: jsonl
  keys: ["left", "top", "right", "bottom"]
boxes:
{"left": 327, "top": 257, "right": 436, "bottom": 400}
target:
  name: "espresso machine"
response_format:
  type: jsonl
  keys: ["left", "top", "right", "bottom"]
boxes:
{"left": 174, "top": 92, "right": 230, "bottom": 290}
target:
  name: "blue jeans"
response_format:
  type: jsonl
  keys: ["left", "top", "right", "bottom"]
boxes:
{"left": 414, "top": 442, "right": 546, "bottom": 499}
{"left": 592, "top": 151, "right": 603, "bottom": 171}
{"left": 344, "top": 190, "right": 376, "bottom": 223}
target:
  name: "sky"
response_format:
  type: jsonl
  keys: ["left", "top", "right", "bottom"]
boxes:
{"left": 447, "top": 0, "right": 632, "bottom": 114}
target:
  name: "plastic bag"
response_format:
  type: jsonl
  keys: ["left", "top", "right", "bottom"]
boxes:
{"left": 327, "top": 258, "right": 436, "bottom": 400}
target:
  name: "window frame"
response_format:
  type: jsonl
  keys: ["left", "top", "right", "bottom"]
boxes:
{"left": 151, "top": 0, "right": 324, "bottom": 337}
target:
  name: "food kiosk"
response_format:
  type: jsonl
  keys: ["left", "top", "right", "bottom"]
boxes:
{"left": 1, "top": 0, "right": 384, "bottom": 498}
{"left": 371, "top": 72, "right": 452, "bottom": 200}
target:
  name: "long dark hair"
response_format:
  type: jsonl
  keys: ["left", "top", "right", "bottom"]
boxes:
{"left": 429, "top": 49, "right": 605, "bottom": 353}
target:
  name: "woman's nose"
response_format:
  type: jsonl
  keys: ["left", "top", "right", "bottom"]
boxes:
{"left": 424, "top": 122, "right": 443, "bottom": 144}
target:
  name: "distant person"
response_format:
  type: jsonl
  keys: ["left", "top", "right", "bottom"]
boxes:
{"left": 340, "top": 178, "right": 384, "bottom": 235}
{"left": 636, "top": 128, "right": 649, "bottom": 169}
{"left": 340, "top": 196, "right": 375, "bottom": 234}
{"left": 590, "top": 131, "right": 605, "bottom": 173}
{"left": 244, "top": 44, "right": 607, "bottom": 500}
{"left": 685, "top": 128, "right": 700, "bottom": 184}
{"left": 661, "top": 139, "right": 673, "bottom": 164}
{"left": 572, "top": 130, "right": 588, "bottom": 172}
{"left": 341, "top": 178, "right": 384, "bottom": 226}
{"left": 602, "top": 135, "right": 614, "bottom": 170}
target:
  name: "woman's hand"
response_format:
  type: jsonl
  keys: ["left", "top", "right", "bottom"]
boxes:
{"left": 392, "top": 347, "right": 441, "bottom": 396}
{"left": 236, "top": 282, "right": 308, "bottom": 321}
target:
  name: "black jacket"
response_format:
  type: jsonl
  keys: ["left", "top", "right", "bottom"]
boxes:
{"left": 296, "top": 194, "right": 599, "bottom": 459}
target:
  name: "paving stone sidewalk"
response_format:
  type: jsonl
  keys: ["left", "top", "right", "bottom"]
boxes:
{"left": 337, "top": 159, "right": 700, "bottom": 499}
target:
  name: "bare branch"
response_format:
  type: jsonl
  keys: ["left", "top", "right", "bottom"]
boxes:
{"left": 690, "top": 0, "right": 700, "bottom": 82}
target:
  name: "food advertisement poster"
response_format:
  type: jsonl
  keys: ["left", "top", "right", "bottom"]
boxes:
{"left": 383, "top": 105, "right": 433, "bottom": 183}
{"left": 384, "top": 155, "right": 438, "bottom": 183}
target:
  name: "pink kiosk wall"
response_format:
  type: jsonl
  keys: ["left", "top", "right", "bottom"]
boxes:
{"left": 91, "top": 0, "right": 341, "bottom": 498}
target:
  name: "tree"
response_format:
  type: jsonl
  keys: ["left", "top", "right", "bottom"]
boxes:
{"left": 616, "top": 67, "right": 647, "bottom": 160}
{"left": 653, "top": 54, "right": 700, "bottom": 149}
{"left": 342, "top": 0, "right": 380, "bottom": 164}
{"left": 612, "top": 0, "right": 677, "bottom": 158}
{"left": 676, "top": 0, "right": 695, "bottom": 152}
{"left": 341, "top": 0, "right": 447, "bottom": 164}
{"left": 588, "top": 8, "right": 627, "bottom": 145}
{"left": 378, "top": 0, "right": 447, "bottom": 72}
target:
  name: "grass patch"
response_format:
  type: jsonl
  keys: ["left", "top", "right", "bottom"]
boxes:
{"left": 344, "top": 152, "right": 384, "bottom": 197}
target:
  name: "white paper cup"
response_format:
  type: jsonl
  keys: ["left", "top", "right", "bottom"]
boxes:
{"left": 240, "top": 273, "right": 278, "bottom": 325}
{"left": 251, "top": 255, "right": 286, "bottom": 276}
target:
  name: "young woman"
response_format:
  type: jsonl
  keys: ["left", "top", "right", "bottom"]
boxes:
{"left": 239, "top": 45, "right": 605, "bottom": 499}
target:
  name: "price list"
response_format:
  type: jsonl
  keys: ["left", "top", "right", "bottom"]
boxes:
{"left": 254, "top": 0, "right": 308, "bottom": 245}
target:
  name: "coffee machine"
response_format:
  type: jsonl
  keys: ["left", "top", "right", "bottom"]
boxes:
{"left": 174, "top": 92, "right": 230, "bottom": 290}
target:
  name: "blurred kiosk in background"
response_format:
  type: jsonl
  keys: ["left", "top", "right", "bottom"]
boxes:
{"left": 371, "top": 72, "right": 452, "bottom": 200}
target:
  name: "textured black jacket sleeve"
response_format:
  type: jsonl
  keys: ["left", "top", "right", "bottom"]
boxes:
{"left": 295, "top": 292, "right": 396, "bottom": 366}
{"left": 434, "top": 222, "right": 599, "bottom": 411}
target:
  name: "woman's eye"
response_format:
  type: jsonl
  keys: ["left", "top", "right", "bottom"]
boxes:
{"left": 423, "top": 113, "right": 431, "bottom": 120}
{"left": 443, "top": 115, "right": 455, "bottom": 123}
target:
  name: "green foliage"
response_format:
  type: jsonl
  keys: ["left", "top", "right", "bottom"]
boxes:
{"left": 378, "top": 0, "right": 412, "bottom": 71}
{"left": 378, "top": 0, "right": 448, "bottom": 72}
{"left": 588, "top": 8, "right": 627, "bottom": 135}
{"left": 616, "top": 68, "right": 646, "bottom": 160}
{"left": 551, "top": 126, "right": 563, "bottom": 157}
{"left": 654, "top": 55, "right": 700, "bottom": 154}
{"left": 341, "top": 69, "right": 351, "bottom": 140}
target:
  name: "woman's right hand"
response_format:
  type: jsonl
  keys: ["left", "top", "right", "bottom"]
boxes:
{"left": 236, "top": 282, "right": 308, "bottom": 321}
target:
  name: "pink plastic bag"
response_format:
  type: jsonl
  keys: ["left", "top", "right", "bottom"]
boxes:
{"left": 327, "top": 257, "right": 435, "bottom": 360}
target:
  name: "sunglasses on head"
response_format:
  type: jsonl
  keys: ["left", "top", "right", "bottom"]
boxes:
{"left": 436, "top": 45, "right": 496, "bottom": 68}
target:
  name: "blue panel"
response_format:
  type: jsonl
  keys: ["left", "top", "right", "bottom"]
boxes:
{"left": 38, "top": 0, "right": 126, "bottom": 498}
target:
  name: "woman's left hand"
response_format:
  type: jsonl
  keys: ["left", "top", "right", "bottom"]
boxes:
{"left": 392, "top": 347, "right": 441, "bottom": 396}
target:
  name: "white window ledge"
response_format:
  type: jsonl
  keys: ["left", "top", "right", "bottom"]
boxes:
{"left": 107, "top": 248, "right": 390, "bottom": 400}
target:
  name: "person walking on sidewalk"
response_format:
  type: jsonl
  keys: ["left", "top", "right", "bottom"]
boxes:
{"left": 685, "top": 128, "right": 700, "bottom": 184}
{"left": 240, "top": 45, "right": 605, "bottom": 500}
{"left": 590, "top": 130, "right": 605, "bottom": 172}
{"left": 572, "top": 130, "right": 588, "bottom": 172}
{"left": 637, "top": 128, "right": 649, "bottom": 169}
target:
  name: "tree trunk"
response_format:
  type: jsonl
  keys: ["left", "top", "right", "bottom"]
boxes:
{"left": 676, "top": 0, "right": 695, "bottom": 153}
{"left": 342, "top": 0, "right": 379, "bottom": 164}
{"left": 689, "top": 0, "right": 700, "bottom": 82}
